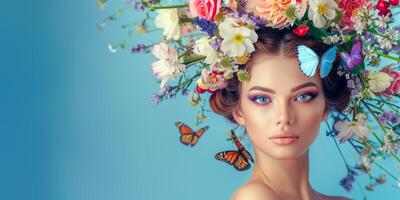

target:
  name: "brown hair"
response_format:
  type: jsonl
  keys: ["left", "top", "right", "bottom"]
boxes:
{"left": 209, "top": 27, "right": 351, "bottom": 124}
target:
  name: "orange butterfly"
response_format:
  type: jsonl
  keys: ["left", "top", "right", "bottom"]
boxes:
{"left": 215, "top": 130, "right": 254, "bottom": 171}
{"left": 175, "top": 122, "right": 209, "bottom": 147}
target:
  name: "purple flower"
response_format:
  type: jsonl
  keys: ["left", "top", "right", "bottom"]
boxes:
{"left": 151, "top": 94, "right": 161, "bottom": 104}
{"left": 210, "top": 38, "right": 222, "bottom": 50}
{"left": 181, "top": 89, "right": 190, "bottom": 96}
{"left": 131, "top": 44, "right": 147, "bottom": 53}
{"left": 363, "top": 32, "right": 375, "bottom": 41}
{"left": 160, "top": 85, "right": 172, "bottom": 93}
{"left": 228, "top": 11, "right": 242, "bottom": 19}
{"left": 238, "top": 0, "right": 248, "bottom": 13}
{"left": 193, "top": 17, "right": 217, "bottom": 37}
{"left": 249, "top": 13, "right": 266, "bottom": 27}
{"left": 340, "top": 169, "right": 358, "bottom": 192}
{"left": 347, "top": 79, "right": 355, "bottom": 89}
{"left": 379, "top": 110, "right": 399, "bottom": 125}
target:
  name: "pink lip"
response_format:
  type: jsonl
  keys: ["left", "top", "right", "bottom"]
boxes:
{"left": 269, "top": 132, "right": 299, "bottom": 138}
{"left": 269, "top": 133, "right": 299, "bottom": 145}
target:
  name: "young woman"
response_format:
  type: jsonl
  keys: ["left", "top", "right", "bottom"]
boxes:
{"left": 210, "top": 27, "right": 352, "bottom": 200}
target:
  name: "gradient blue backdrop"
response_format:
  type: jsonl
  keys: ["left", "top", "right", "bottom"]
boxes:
{"left": 1, "top": 1, "right": 400, "bottom": 199}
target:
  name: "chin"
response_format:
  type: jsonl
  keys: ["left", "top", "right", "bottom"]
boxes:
{"left": 263, "top": 146, "right": 309, "bottom": 160}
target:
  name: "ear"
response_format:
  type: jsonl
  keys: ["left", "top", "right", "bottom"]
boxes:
{"left": 232, "top": 106, "right": 245, "bottom": 126}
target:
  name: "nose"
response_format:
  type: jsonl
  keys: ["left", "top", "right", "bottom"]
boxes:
{"left": 276, "top": 101, "right": 295, "bottom": 127}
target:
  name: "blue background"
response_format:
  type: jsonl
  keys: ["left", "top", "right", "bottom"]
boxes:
{"left": 1, "top": 0, "right": 400, "bottom": 199}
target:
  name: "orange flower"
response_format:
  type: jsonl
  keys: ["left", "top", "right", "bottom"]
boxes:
{"left": 247, "top": 0, "right": 307, "bottom": 29}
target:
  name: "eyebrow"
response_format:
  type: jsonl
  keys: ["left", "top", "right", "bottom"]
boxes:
{"left": 248, "top": 82, "right": 319, "bottom": 94}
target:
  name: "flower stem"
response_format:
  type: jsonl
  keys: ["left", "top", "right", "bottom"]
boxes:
{"left": 361, "top": 101, "right": 400, "bottom": 163}
{"left": 149, "top": 4, "right": 188, "bottom": 11}
{"left": 370, "top": 98, "right": 400, "bottom": 110}
{"left": 374, "top": 162, "right": 399, "bottom": 182}
{"left": 361, "top": 101, "right": 385, "bottom": 145}
{"left": 182, "top": 55, "right": 206, "bottom": 65}
{"left": 332, "top": 134, "right": 367, "bottom": 199}
{"left": 332, "top": 135, "right": 350, "bottom": 167}
{"left": 372, "top": 51, "right": 400, "bottom": 62}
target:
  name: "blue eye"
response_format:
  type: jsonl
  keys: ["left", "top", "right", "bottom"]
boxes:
{"left": 296, "top": 93, "right": 316, "bottom": 102}
{"left": 251, "top": 96, "right": 271, "bottom": 105}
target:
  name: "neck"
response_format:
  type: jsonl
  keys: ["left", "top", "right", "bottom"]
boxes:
{"left": 249, "top": 149, "right": 317, "bottom": 200}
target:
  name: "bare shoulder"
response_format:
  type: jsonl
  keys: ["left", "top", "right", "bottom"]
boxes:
{"left": 230, "top": 182, "right": 279, "bottom": 200}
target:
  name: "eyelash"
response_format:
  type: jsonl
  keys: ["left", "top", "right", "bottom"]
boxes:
{"left": 249, "top": 92, "right": 318, "bottom": 105}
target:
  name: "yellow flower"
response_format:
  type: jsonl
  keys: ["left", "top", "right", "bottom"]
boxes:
{"left": 219, "top": 17, "right": 258, "bottom": 57}
{"left": 367, "top": 71, "right": 393, "bottom": 93}
{"left": 234, "top": 53, "right": 250, "bottom": 64}
{"left": 308, "top": 0, "right": 339, "bottom": 28}
{"left": 188, "top": 92, "right": 202, "bottom": 107}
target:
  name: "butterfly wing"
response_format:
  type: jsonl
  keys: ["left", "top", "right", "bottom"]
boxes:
{"left": 340, "top": 52, "right": 354, "bottom": 71}
{"left": 215, "top": 150, "right": 239, "bottom": 165}
{"left": 320, "top": 46, "right": 337, "bottom": 78}
{"left": 241, "top": 148, "right": 254, "bottom": 163}
{"left": 296, "top": 45, "right": 319, "bottom": 77}
{"left": 350, "top": 40, "right": 362, "bottom": 66}
{"left": 189, "top": 126, "right": 209, "bottom": 146}
{"left": 175, "top": 121, "right": 194, "bottom": 146}
{"left": 233, "top": 154, "right": 251, "bottom": 171}
{"left": 180, "top": 134, "right": 194, "bottom": 146}
{"left": 175, "top": 122, "right": 194, "bottom": 135}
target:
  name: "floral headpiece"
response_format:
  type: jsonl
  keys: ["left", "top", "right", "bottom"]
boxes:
{"left": 98, "top": 0, "right": 400, "bottom": 194}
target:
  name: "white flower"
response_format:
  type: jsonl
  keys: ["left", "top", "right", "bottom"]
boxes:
{"left": 107, "top": 44, "right": 117, "bottom": 53}
{"left": 154, "top": 9, "right": 181, "bottom": 40}
{"left": 367, "top": 71, "right": 393, "bottom": 93}
{"left": 322, "top": 35, "right": 340, "bottom": 45}
{"left": 377, "top": 14, "right": 390, "bottom": 29}
{"left": 379, "top": 130, "right": 400, "bottom": 155}
{"left": 376, "top": 35, "right": 393, "bottom": 50}
{"left": 193, "top": 37, "right": 219, "bottom": 64}
{"left": 308, "top": 0, "right": 338, "bottom": 28}
{"left": 353, "top": 18, "right": 367, "bottom": 35}
{"left": 151, "top": 43, "right": 185, "bottom": 89}
{"left": 363, "top": 45, "right": 376, "bottom": 61}
{"left": 219, "top": 18, "right": 258, "bottom": 57}
{"left": 385, "top": 28, "right": 399, "bottom": 44}
{"left": 334, "top": 113, "right": 371, "bottom": 142}
{"left": 351, "top": 5, "right": 378, "bottom": 35}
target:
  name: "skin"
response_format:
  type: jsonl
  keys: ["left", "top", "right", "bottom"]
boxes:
{"left": 231, "top": 53, "right": 352, "bottom": 200}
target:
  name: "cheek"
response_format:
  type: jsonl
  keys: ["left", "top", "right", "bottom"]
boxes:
{"left": 296, "top": 98, "right": 326, "bottom": 138}
{"left": 239, "top": 100, "right": 273, "bottom": 138}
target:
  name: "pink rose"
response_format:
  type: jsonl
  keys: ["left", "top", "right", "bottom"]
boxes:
{"left": 338, "top": 0, "right": 372, "bottom": 30}
{"left": 386, "top": 70, "right": 400, "bottom": 94}
{"left": 378, "top": 65, "right": 400, "bottom": 98}
{"left": 189, "top": 0, "right": 221, "bottom": 21}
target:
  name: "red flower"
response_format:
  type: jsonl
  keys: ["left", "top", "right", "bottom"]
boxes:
{"left": 292, "top": 25, "right": 309, "bottom": 37}
{"left": 338, "top": 0, "right": 371, "bottom": 30}
{"left": 389, "top": 0, "right": 399, "bottom": 6}
{"left": 195, "top": 85, "right": 206, "bottom": 93}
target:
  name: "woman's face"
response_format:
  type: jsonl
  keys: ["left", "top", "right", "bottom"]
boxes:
{"left": 233, "top": 54, "right": 329, "bottom": 159}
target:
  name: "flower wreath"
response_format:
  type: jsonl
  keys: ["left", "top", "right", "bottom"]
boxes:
{"left": 98, "top": 0, "right": 400, "bottom": 194}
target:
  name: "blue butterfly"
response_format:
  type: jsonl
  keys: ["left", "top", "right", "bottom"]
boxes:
{"left": 296, "top": 45, "right": 337, "bottom": 78}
